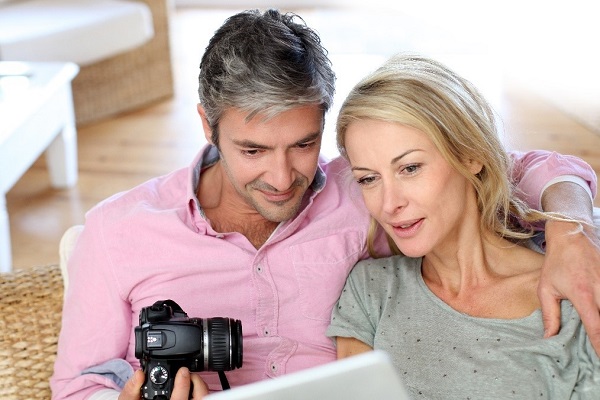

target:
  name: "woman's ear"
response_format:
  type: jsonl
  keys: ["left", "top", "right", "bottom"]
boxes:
{"left": 197, "top": 104, "right": 213, "bottom": 144}
{"left": 465, "top": 159, "right": 484, "bottom": 175}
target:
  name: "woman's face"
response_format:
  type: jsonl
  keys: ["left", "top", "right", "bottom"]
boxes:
{"left": 344, "top": 119, "right": 478, "bottom": 257}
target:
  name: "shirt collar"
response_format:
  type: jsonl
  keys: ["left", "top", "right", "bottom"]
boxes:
{"left": 311, "top": 156, "right": 327, "bottom": 193}
{"left": 186, "top": 145, "right": 217, "bottom": 230}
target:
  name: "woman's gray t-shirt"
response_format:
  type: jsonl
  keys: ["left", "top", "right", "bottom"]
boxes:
{"left": 327, "top": 256, "right": 599, "bottom": 399}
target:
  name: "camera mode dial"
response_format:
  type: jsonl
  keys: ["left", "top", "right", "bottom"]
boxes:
{"left": 149, "top": 365, "right": 169, "bottom": 386}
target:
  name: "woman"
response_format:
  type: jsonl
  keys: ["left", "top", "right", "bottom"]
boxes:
{"left": 327, "top": 54, "right": 599, "bottom": 399}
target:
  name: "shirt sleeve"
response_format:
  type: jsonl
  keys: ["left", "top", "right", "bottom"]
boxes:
{"left": 88, "top": 389, "right": 120, "bottom": 400}
{"left": 326, "top": 262, "right": 378, "bottom": 348}
{"left": 509, "top": 150, "right": 598, "bottom": 210}
{"left": 50, "top": 206, "right": 133, "bottom": 399}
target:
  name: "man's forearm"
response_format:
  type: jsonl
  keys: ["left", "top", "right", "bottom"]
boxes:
{"left": 541, "top": 181, "right": 595, "bottom": 226}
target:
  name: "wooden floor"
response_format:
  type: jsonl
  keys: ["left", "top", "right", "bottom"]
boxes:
{"left": 5, "top": 7, "right": 600, "bottom": 270}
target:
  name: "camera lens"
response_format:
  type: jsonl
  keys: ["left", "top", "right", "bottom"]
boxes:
{"left": 204, "top": 317, "right": 243, "bottom": 371}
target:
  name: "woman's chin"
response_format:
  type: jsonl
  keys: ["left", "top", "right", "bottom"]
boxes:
{"left": 394, "top": 243, "right": 428, "bottom": 258}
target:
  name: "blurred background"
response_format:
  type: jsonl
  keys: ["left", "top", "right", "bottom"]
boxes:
{"left": 3, "top": 0, "right": 599, "bottom": 269}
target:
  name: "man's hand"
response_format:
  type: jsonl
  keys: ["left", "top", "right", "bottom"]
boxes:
{"left": 539, "top": 218, "right": 600, "bottom": 356}
{"left": 538, "top": 181, "right": 600, "bottom": 356}
{"left": 118, "top": 370, "right": 145, "bottom": 400}
{"left": 171, "top": 367, "right": 209, "bottom": 400}
{"left": 118, "top": 368, "right": 209, "bottom": 400}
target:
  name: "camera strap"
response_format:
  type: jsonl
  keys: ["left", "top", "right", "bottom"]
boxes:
{"left": 151, "top": 299, "right": 187, "bottom": 316}
{"left": 218, "top": 371, "right": 231, "bottom": 390}
{"left": 141, "top": 300, "right": 188, "bottom": 324}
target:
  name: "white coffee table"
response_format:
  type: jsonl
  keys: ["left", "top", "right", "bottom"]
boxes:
{"left": 0, "top": 61, "right": 79, "bottom": 273}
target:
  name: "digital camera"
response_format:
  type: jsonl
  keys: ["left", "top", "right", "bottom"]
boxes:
{"left": 134, "top": 299, "right": 243, "bottom": 399}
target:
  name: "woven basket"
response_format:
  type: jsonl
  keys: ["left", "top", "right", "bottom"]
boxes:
{"left": 72, "top": 0, "right": 174, "bottom": 126}
{"left": 0, "top": 265, "right": 64, "bottom": 400}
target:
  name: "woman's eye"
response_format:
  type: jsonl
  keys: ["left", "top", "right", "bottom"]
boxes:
{"left": 402, "top": 164, "right": 420, "bottom": 174}
{"left": 356, "top": 175, "right": 376, "bottom": 186}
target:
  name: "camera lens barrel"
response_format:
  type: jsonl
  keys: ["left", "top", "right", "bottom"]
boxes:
{"left": 203, "top": 317, "right": 243, "bottom": 371}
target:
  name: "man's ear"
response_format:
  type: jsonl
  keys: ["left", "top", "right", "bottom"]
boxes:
{"left": 197, "top": 104, "right": 213, "bottom": 144}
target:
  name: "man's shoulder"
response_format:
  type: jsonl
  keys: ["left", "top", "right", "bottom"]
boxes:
{"left": 310, "top": 156, "right": 367, "bottom": 217}
{"left": 321, "top": 155, "right": 351, "bottom": 175}
{"left": 87, "top": 167, "right": 188, "bottom": 222}
{"left": 318, "top": 155, "right": 354, "bottom": 192}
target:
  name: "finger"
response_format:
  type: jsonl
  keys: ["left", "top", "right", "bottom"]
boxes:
{"left": 572, "top": 296, "right": 600, "bottom": 357}
{"left": 118, "top": 369, "right": 145, "bottom": 400}
{"left": 190, "top": 373, "right": 210, "bottom": 399}
{"left": 581, "top": 311, "right": 600, "bottom": 357}
{"left": 538, "top": 286, "right": 562, "bottom": 338}
{"left": 170, "top": 367, "right": 192, "bottom": 400}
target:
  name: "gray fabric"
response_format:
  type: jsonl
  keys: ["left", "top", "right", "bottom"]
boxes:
{"left": 327, "top": 256, "right": 600, "bottom": 399}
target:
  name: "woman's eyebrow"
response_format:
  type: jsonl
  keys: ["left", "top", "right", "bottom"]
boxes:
{"left": 350, "top": 149, "right": 423, "bottom": 172}
{"left": 391, "top": 149, "right": 421, "bottom": 165}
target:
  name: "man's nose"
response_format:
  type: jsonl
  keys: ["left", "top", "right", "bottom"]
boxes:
{"left": 268, "top": 153, "right": 295, "bottom": 191}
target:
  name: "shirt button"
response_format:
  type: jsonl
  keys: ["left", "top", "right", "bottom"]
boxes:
{"left": 270, "top": 363, "right": 278, "bottom": 372}
{"left": 215, "top": 234, "right": 224, "bottom": 239}
{"left": 256, "top": 264, "right": 263, "bottom": 273}
{"left": 263, "top": 327, "right": 270, "bottom": 336}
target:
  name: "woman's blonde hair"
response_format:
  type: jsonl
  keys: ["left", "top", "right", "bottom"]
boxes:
{"left": 336, "top": 54, "right": 555, "bottom": 256}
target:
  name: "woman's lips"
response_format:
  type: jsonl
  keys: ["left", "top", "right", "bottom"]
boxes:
{"left": 390, "top": 218, "right": 424, "bottom": 239}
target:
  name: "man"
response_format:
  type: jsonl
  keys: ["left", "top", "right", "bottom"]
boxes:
{"left": 51, "top": 9, "right": 599, "bottom": 400}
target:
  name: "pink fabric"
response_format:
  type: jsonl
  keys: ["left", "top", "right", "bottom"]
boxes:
{"left": 51, "top": 147, "right": 597, "bottom": 399}
{"left": 510, "top": 151, "right": 597, "bottom": 208}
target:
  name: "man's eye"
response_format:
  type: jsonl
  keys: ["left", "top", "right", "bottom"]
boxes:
{"left": 297, "top": 141, "right": 316, "bottom": 149}
{"left": 242, "top": 149, "right": 260, "bottom": 156}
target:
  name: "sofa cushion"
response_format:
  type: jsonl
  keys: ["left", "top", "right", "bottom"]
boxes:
{"left": 0, "top": 0, "right": 154, "bottom": 66}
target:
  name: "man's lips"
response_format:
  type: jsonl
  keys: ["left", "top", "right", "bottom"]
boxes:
{"left": 259, "top": 188, "right": 296, "bottom": 203}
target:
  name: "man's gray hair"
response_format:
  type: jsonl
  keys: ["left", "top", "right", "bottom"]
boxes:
{"left": 198, "top": 9, "right": 336, "bottom": 147}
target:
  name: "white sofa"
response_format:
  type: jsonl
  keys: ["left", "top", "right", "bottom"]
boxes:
{"left": 0, "top": 0, "right": 153, "bottom": 65}
{"left": 0, "top": 0, "right": 174, "bottom": 125}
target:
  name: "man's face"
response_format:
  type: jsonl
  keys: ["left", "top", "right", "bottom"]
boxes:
{"left": 206, "top": 105, "right": 323, "bottom": 223}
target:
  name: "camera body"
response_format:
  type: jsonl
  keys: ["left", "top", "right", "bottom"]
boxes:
{"left": 134, "top": 300, "right": 243, "bottom": 399}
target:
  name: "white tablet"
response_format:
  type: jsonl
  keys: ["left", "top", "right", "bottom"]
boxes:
{"left": 205, "top": 350, "right": 411, "bottom": 400}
